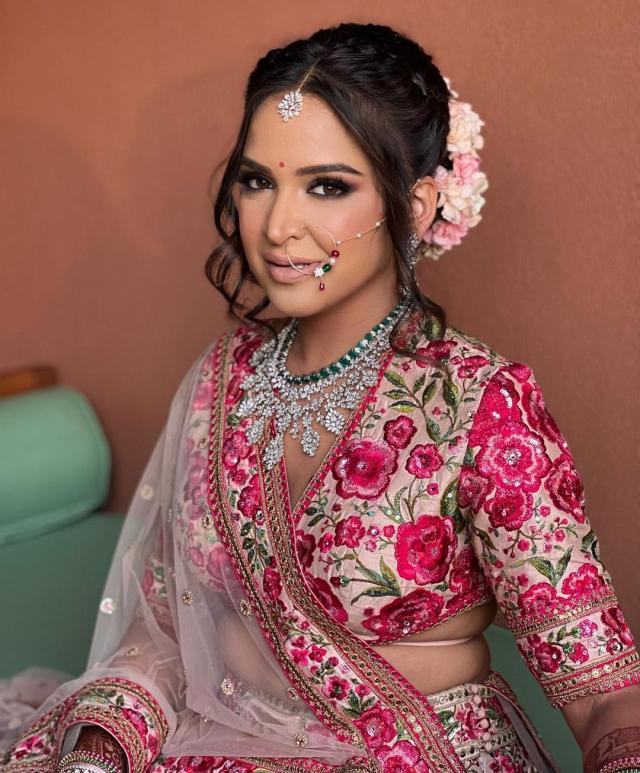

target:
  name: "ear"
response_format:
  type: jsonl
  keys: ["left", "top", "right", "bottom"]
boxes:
{"left": 409, "top": 176, "right": 438, "bottom": 239}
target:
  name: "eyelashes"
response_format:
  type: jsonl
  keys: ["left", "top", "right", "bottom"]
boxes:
{"left": 235, "top": 171, "right": 353, "bottom": 198}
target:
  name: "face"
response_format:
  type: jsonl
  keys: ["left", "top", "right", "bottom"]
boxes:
{"left": 231, "top": 92, "right": 396, "bottom": 319}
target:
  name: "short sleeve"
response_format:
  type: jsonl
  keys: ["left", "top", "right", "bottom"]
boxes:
{"left": 457, "top": 361, "right": 640, "bottom": 708}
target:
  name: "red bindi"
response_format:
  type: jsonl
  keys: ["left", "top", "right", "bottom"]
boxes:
{"left": 278, "top": 161, "right": 285, "bottom": 167}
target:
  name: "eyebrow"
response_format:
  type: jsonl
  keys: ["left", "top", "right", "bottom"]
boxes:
{"left": 239, "top": 156, "right": 363, "bottom": 177}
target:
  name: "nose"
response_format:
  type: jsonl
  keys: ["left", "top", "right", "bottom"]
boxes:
{"left": 263, "top": 188, "right": 306, "bottom": 246}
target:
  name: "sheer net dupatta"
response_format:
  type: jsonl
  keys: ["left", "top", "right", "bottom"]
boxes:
{"left": 1, "top": 339, "right": 359, "bottom": 772}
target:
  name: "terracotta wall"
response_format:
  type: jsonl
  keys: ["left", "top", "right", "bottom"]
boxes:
{"left": 1, "top": 1, "right": 638, "bottom": 635}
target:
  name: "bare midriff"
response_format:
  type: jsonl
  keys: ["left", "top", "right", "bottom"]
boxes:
{"left": 371, "top": 599, "right": 497, "bottom": 695}
{"left": 219, "top": 599, "right": 497, "bottom": 702}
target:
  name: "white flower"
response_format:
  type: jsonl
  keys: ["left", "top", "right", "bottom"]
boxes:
{"left": 313, "top": 266, "right": 324, "bottom": 278}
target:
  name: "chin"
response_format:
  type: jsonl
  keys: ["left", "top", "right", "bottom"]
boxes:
{"left": 261, "top": 277, "right": 349, "bottom": 319}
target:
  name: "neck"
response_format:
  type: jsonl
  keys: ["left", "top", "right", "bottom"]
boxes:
{"left": 286, "top": 277, "right": 404, "bottom": 375}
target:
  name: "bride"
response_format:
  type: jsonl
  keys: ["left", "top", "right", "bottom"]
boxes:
{"left": 2, "top": 21, "right": 640, "bottom": 773}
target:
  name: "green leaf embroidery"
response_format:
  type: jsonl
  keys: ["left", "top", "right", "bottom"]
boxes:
{"left": 385, "top": 371, "right": 407, "bottom": 390}
{"left": 390, "top": 401, "right": 416, "bottom": 413}
{"left": 426, "top": 418, "right": 442, "bottom": 442}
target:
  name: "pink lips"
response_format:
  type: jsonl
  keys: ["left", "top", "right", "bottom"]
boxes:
{"left": 263, "top": 251, "right": 321, "bottom": 284}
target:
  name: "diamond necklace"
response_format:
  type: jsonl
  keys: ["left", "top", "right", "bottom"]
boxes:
{"left": 237, "top": 300, "right": 411, "bottom": 470}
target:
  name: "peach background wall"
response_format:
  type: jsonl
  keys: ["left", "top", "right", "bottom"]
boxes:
{"left": 1, "top": 1, "right": 638, "bottom": 635}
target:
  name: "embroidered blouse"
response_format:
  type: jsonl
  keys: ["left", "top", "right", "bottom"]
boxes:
{"left": 178, "top": 312, "right": 639, "bottom": 711}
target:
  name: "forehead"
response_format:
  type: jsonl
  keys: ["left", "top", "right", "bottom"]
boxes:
{"left": 244, "top": 93, "right": 369, "bottom": 168}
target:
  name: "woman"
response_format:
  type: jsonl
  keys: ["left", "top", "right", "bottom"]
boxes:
{"left": 2, "top": 21, "right": 639, "bottom": 773}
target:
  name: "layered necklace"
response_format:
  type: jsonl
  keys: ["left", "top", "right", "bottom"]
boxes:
{"left": 237, "top": 299, "right": 412, "bottom": 470}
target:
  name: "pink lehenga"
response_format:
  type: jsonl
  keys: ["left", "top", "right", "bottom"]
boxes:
{"left": 2, "top": 308, "right": 639, "bottom": 773}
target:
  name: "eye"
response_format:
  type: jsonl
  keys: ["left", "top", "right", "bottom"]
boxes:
{"left": 237, "top": 173, "right": 272, "bottom": 191}
{"left": 309, "top": 177, "right": 351, "bottom": 197}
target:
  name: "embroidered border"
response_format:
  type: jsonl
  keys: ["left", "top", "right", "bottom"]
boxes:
{"left": 505, "top": 591, "right": 619, "bottom": 639}
{"left": 540, "top": 648, "right": 640, "bottom": 708}
{"left": 206, "top": 331, "right": 367, "bottom": 755}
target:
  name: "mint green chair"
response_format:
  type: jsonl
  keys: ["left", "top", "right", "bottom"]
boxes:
{"left": 0, "top": 385, "right": 123, "bottom": 677}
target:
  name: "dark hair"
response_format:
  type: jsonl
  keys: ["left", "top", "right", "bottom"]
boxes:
{"left": 205, "top": 21, "right": 452, "bottom": 349}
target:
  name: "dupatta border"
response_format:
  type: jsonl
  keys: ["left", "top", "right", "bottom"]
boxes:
{"left": 206, "top": 331, "right": 370, "bottom": 772}
{"left": 256, "top": 372, "right": 464, "bottom": 772}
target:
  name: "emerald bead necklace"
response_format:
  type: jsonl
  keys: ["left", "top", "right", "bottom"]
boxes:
{"left": 237, "top": 299, "right": 411, "bottom": 469}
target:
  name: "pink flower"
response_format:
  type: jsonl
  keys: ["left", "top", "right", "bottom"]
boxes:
{"left": 354, "top": 706, "right": 397, "bottom": 750}
{"left": 456, "top": 354, "right": 491, "bottom": 379}
{"left": 405, "top": 443, "right": 444, "bottom": 479}
{"left": 427, "top": 218, "right": 469, "bottom": 249}
{"left": 454, "top": 704, "right": 485, "bottom": 741}
{"left": 142, "top": 567, "right": 155, "bottom": 597}
{"left": 449, "top": 546, "right": 482, "bottom": 595}
{"left": 296, "top": 532, "right": 316, "bottom": 568}
{"left": 395, "top": 514, "right": 456, "bottom": 585}
{"left": 568, "top": 643, "right": 589, "bottom": 664}
{"left": 475, "top": 421, "right": 552, "bottom": 492}
{"left": 518, "top": 583, "right": 560, "bottom": 618}
{"left": 457, "top": 466, "right": 493, "bottom": 512}
{"left": 332, "top": 438, "right": 398, "bottom": 499}
{"left": 532, "top": 641, "right": 564, "bottom": 673}
{"left": 355, "top": 684, "right": 370, "bottom": 697}
{"left": 383, "top": 524, "right": 395, "bottom": 538}
{"left": 517, "top": 573, "right": 529, "bottom": 587}
{"left": 233, "top": 335, "right": 262, "bottom": 366}
{"left": 521, "top": 377, "right": 565, "bottom": 446}
{"left": 263, "top": 567, "right": 282, "bottom": 602}
{"left": 305, "top": 573, "right": 348, "bottom": 624}
{"left": 318, "top": 532, "right": 334, "bottom": 553}
{"left": 601, "top": 606, "right": 634, "bottom": 646}
{"left": 188, "top": 546, "right": 204, "bottom": 568}
{"left": 206, "top": 542, "right": 228, "bottom": 590}
{"left": 468, "top": 371, "right": 522, "bottom": 446}
{"left": 484, "top": 488, "right": 534, "bottom": 531}
{"left": 452, "top": 153, "right": 480, "bottom": 184}
{"left": 291, "top": 647, "right": 308, "bottom": 665}
{"left": 545, "top": 453, "right": 586, "bottom": 523}
{"left": 561, "top": 564, "right": 606, "bottom": 600}
{"left": 221, "top": 429, "right": 250, "bottom": 469}
{"left": 237, "top": 474, "right": 261, "bottom": 520}
{"left": 415, "top": 340, "right": 456, "bottom": 367}
{"left": 309, "top": 645, "right": 326, "bottom": 662}
{"left": 383, "top": 416, "right": 417, "bottom": 449}
{"left": 362, "top": 589, "right": 444, "bottom": 640}
{"left": 334, "top": 515, "right": 366, "bottom": 548}
{"left": 377, "top": 740, "right": 429, "bottom": 773}
{"left": 322, "top": 675, "right": 350, "bottom": 701}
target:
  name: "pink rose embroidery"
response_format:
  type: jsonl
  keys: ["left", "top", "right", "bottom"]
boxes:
{"left": 332, "top": 438, "right": 398, "bottom": 499}
{"left": 296, "top": 532, "right": 316, "bottom": 569}
{"left": 560, "top": 564, "right": 607, "bottom": 600}
{"left": 237, "top": 474, "right": 261, "bottom": 520}
{"left": 521, "top": 378, "right": 564, "bottom": 446}
{"left": 456, "top": 354, "right": 491, "bottom": 379}
{"left": 305, "top": 573, "right": 348, "bottom": 624}
{"left": 568, "top": 643, "right": 589, "bottom": 664}
{"left": 468, "top": 371, "right": 522, "bottom": 446}
{"left": 449, "top": 546, "right": 483, "bottom": 595}
{"left": 354, "top": 706, "right": 397, "bottom": 750}
{"left": 601, "top": 606, "right": 634, "bottom": 647}
{"left": 263, "top": 567, "right": 282, "bottom": 602}
{"left": 383, "top": 416, "right": 417, "bottom": 449}
{"left": 377, "top": 740, "right": 429, "bottom": 773}
{"left": 221, "top": 429, "right": 250, "bottom": 469}
{"left": 322, "top": 675, "right": 350, "bottom": 701}
{"left": 484, "top": 488, "right": 534, "bottom": 531}
{"left": 405, "top": 443, "right": 444, "bottom": 479}
{"left": 518, "top": 583, "right": 560, "bottom": 618}
{"left": 362, "top": 589, "right": 444, "bottom": 640}
{"left": 457, "top": 466, "right": 493, "bottom": 512}
{"left": 334, "top": 515, "right": 366, "bottom": 548}
{"left": 395, "top": 514, "right": 456, "bottom": 585}
{"left": 475, "top": 420, "right": 552, "bottom": 492}
{"left": 531, "top": 640, "right": 564, "bottom": 673}
{"left": 545, "top": 453, "right": 586, "bottom": 523}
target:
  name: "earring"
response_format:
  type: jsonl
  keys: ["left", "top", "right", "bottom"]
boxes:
{"left": 407, "top": 230, "right": 421, "bottom": 269}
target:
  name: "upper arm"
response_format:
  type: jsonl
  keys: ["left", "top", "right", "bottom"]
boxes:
{"left": 457, "top": 361, "right": 640, "bottom": 710}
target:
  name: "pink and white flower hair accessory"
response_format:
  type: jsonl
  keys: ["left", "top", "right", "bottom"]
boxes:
{"left": 412, "top": 76, "right": 489, "bottom": 263}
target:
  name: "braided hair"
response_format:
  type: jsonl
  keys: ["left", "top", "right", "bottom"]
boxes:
{"left": 206, "top": 22, "right": 452, "bottom": 347}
